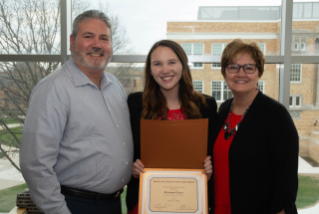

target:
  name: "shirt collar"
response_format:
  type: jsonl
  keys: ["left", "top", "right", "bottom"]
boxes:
{"left": 66, "top": 57, "right": 112, "bottom": 89}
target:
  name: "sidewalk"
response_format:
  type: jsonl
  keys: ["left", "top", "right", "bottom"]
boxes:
{"left": 0, "top": 123, "right": 22, "bottom": 130}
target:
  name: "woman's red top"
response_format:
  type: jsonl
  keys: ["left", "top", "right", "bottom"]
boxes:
{"left": 213, "top": 112, "right": 242, "bottom": 214}
{"left": 127, "top": 108, "right": 185, "bottom": 214}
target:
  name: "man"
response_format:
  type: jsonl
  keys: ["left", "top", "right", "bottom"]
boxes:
{"left": 20, "top": 10, "right": 133, "bottom": 214}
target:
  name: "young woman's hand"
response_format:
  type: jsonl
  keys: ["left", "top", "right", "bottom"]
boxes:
{"left": 132, "top": 159, "right": 144, "bottom": 178}
{"left": 204, "top": 156, "right": 213, "bottom": 181}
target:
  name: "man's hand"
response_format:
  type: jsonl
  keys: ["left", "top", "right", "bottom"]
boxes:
{"left": 132, "top": 159, "right": 144, "bottom": 178}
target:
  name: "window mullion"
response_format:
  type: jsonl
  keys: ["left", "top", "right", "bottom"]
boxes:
{"left": 279, "top": 0, "right": 293, "bottom": 109}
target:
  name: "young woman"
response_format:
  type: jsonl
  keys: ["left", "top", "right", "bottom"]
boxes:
{"left": 126, "top": 40, "right": 218, "bottom": 214}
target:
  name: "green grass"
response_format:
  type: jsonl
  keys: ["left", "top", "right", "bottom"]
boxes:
{"left": 2, "top": 118, "right": 20, "bottom": 125}
{"left": 0, "top": 183, "right": 28, "bottom": 212}
{"left": 296, "top": 175, "right": 319, "bottom": 209}
{"left": 0, "top": 183, "right": 128, "bottom": 213}
{"left": 121, "top": 187, "right": 127, "bottom": 213}
{"left": 0, "top": 126, "right": 22, "bottom": 148}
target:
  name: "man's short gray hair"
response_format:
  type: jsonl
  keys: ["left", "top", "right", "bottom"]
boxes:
{"left": 72, "top": 10, "right": 112, "bottom": 40}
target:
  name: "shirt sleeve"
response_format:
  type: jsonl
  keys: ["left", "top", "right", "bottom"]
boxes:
{"left": 20, "top": 80, "right": 71, "bottom": 214}
{"left": 268, "top": 105, "right": 299, "bottom": 214}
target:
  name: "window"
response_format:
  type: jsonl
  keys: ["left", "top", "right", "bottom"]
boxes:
{"left": 211, "top": 81, "right": 232, "bottom": 102}
{"left": 258, "top": 43, "right": 266, "bottom": 54}
{"left": 257, "top": 81, "right": 264, "bottom": 93}
{"left": 212, "top": 81, "right": 264, "bottom": 102}
{"left": 294, "top": 43, "right": 298, "bottom": 50}
{"left": 295, "top": 96, "right": 301, "bottom": 107}
{"left": 212, "top": 63, "right": 221, "bottom": 68}
{"left": 181, "top": 43, "right": 204, "bottom": 68}
{"left": 289, "top": 96, "right": 293, "bottom": 107}
{"left": 193, "top": 80, "right": 203, "bottom": 93}
{"left": 212, "top": 43, "right": 227, "bottom": 68}
{"left": 301, "top": 43, "right": 305, "bottom": 50}
{"left": 289, "top": 96, "right": 301, "bottom": 107}
{"left": 290, "top": 64, "right": 302, "bottom": 82}
{"left": 212, "top": 81, "right": 222, "bottom": 101}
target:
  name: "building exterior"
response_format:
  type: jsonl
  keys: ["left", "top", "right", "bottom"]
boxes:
{"left": 167, "top": 3, "right": 319, "bottom": 162}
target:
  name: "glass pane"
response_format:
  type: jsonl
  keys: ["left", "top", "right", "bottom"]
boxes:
{"left": 211, "top": 81, "right": 222, "bottom": 101}
{"left": 290, "top": 64, "right": 302, "bottom": 82}
{"left": 295, "top": 96, "right": 300, "bottom": 106}
{"left": 292, "top": 1, "right": 319, "bottom": 56}
{"left": 0, "top": 0, "right": 61, "bottom": 55}
{"left": 291, "top": 63, "right": 319, "bottom": 211}
{"left": 193, "top": 80, "right": 203, "bottom": 93}
{"left": 70, "top": 0, "right": 282, "bottom": 55}
{"left": 0, "top": 61, "right": 61, "bottom": 211}
{"left": 193, "top": 62, "right": 203, "bottom": 67}
{"left": 181, "top": 44, "right": 192, "bottom": 55}
{"left": 193, "top": 44, "right": 204, "bottom": 55}
{"left": 212, "top": 44, "right": 223, "bottom": 55}
{"left": 106, "top": 63, "right": 144, "bottom": 95}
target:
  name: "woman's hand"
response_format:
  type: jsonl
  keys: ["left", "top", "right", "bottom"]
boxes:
{"left": 204, "top": 156, "right": 213, "bottom": 181}
{"left": 132, "top": 159, "right": 144, "bottom": 178}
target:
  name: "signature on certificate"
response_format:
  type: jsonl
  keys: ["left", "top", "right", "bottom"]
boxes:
{"left": 176, "top": 204, "right": 195, "bottom": 211}
{"left": 154, "top": 203, "right": 173, "bottom": 209}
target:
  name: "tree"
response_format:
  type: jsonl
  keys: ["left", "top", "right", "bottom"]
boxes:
{"left": 0, "top": 0, "right": 135, "bottom": 172}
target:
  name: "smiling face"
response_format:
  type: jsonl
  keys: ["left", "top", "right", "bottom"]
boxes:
{"left": 70, "top": 18, "right": 113, "bottom": 74}
{"left": 150, "top": 46, "right": 183, "bottom": 96}
{"left": 225, "top": 53, "right": 260, "bottom": 98}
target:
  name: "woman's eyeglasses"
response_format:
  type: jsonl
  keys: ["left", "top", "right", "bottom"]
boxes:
{"left": 226, "top": 64, "right": 257, "bottom": 74}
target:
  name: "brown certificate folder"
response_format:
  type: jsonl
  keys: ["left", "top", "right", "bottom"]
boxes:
{"left": 140, "top": 118, "right": 208, "bottom": 169}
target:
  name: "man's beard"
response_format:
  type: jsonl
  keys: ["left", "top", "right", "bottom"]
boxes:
{"left": 71, "top": 44, "right": 112, "bottom": 71}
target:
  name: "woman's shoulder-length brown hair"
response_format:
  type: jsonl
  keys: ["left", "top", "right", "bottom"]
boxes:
{"left": 221, "top": 39, "right": 265, "bottom": 78}
{"left": 142, "top": 40, "right": 206, "bottom": 120}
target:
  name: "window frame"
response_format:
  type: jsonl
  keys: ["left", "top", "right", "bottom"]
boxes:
{"left": 289, "top": 95, "right": 301, "bottom": 108}
{"left": 289, "top": 96, "right": 294, "bottom": 107}
{"left": 257, "top": 81, "right": 265, "bottom": 93}
{"left": 211, "top": 43, "right": 227, "bottom": 69}
{"left": 295, "top": 96, "right": 301, "bottom": 107}
{"left": 181, "top": 43, "right": 204, "bottom": 69}
{"left": 0, "top": 0, "right": 318, "bottom": 109}
{"left": 211, "top": 81, "right": 233, "bottom": 102}
{"left": 193, "top": 80, "right": 204, "bottom": 93}
{"left": 290, "top": 64, "right": 302, "bottom": 83}
{"left": 258, "top": 43, "right": 266, "bottom": 54}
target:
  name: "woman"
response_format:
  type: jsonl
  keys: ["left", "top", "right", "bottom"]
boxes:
{"left": 208, "top": 39, "right": 299, "bottom": 214}
{"left": 126, "top": 40, "right": 218, "bottom": 214}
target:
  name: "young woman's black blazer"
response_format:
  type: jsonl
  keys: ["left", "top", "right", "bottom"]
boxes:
{"left": 126, "top": 92, "right": 217, "bottom": 211}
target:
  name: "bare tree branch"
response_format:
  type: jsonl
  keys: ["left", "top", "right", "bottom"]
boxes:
{"left": 0, "top": 0, "right": 136, "bottom": 172}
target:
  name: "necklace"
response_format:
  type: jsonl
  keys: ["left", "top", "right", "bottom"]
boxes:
{"left": 223, "top": 101, "right": 250, "bottom": 140}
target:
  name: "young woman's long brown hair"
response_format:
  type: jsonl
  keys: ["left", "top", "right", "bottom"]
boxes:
{"left": 142, "top": 40, "right": 207, "bottom": 120}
